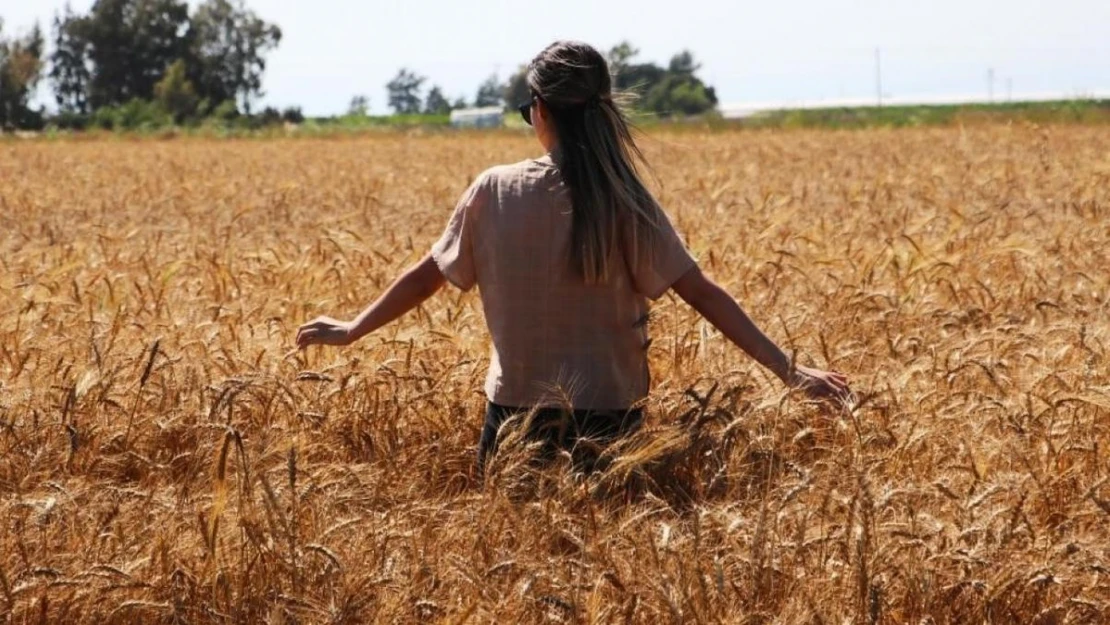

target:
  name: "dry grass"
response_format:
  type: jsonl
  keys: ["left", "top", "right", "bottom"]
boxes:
{"left": 1, "top": 126, "right": 1109, "bottom": 624}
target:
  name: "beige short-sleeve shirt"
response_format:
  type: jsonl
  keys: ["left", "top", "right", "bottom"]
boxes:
{"left": 432, "top": 154, "right": 696, "bottom": 410}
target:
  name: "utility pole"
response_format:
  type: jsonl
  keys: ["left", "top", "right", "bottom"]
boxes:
{"left": 875, "top": 48, "right": 882, "bottom": 107}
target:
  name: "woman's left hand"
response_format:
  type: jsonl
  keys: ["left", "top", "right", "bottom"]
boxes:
{"left": 787, "top": 364, "right": 852, "bottom": 402}
{"left": 296, "top": 316, "right": 355, "bottom": 348}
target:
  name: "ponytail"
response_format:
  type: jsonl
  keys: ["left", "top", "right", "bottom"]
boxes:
{"left": 528, "top": 41, "right": 663, "bottom": 284}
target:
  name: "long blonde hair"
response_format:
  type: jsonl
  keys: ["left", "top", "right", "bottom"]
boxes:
{"left": 527, "top": 41, "right": 663, "bottom": 284}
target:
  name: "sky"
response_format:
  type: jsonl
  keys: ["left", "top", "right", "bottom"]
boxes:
{"left": 2, "top": 0, "right": 1108, "bottom": 116}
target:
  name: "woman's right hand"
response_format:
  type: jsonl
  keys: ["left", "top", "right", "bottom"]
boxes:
{"left": 296, "top": 316, "right": 355, "bottom": 349}
{"left": 787, "top": 364, "right": 852, "bottom": 402}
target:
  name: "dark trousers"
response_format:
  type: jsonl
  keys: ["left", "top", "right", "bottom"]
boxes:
{"left": 477, "top": 401, "right": 643, "bottom": 474}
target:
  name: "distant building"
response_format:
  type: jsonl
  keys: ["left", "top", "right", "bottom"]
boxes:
{"left": 449, "top": 106, "right": 504, "bottom": 128}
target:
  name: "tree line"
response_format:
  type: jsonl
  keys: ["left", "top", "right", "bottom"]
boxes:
{"left": 378, "top": 42, "right": 718, "bottom": 118}
{"left": 1, "top": 0, "right": 286, "bottom": 131}
{"left": 2, "top": 1, "right": 719, "bottom": 132}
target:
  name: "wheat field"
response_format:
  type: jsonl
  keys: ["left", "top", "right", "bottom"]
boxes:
{"left": 1, "top": 126, "right": 1109, "bottom": 624}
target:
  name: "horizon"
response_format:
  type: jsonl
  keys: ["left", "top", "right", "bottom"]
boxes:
{"left": 2, "top": 0, "right": 1108, "bottom": 117}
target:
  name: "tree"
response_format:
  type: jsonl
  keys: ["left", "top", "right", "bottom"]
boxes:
{"left": 667, "top": 50, "right": 700, "bottom": 75}
{"left": 474, "top": 73, "right": 501, "bottom": 107}
{"left": 501, "top": 65, "right": 529, "bottom": 111}
{"left": 452, "top": 96, "right": 468, "bottom": 110}
{"left": 48, "top": 0, "right": 281, "bottom": 117}
{"left": 640, "top": 52, "right": 717, "bottom": 117}
{"left": 49, "top": 6, "right": 91, "bottom": 113}
{"left": 47, "top": 0, "right": 192, "bottom": 110}
{"left": 602, "top": 43, "right": 717, "bottom": 117}
{"left": 423, "top": 85, "right": 450, "bottom": 115}
{"left": 154, "top": 59, "right": 198, "bottom": 122}
{"left": 80, "top": 0, "right": 193, "bottom": 109}
{"left": 643, "top": 73, "right": 716, "bottom": 116}
{"left": 189, "top": 0, "right": 282, "bottom": 114}
{"left": 281, "top": 106, "right": 302, "bottom": 124}
{"left": 0, "top": 20, "right": 46, "bottom": 129}
{"left": 606, "top": 41, "right": 639, "bottom": 83}
{"left": 386, "top": 68, "right": 424, "bottom": 114}
{"left": 257, "top": 105, "right": 280, "bottom": 125}
{"left": 347, "top": 94, "right": 369, "bottom": 116}
{"left": 606, "top": 42, "right": 665, "bottom": 96}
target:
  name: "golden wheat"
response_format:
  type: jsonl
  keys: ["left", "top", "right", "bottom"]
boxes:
{"left": 1, "top": 125, "right": 1108, "bottom": 623}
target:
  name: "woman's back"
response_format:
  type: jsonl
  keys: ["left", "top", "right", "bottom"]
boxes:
{"left": 295, "top": 39, "right": 850, "bottom": 473}
{"left": 432, "top": 153, "right": 695, "bottom": 410}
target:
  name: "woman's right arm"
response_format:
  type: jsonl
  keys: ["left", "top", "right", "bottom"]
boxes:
{"left": 670, "top": 265, "right": 850, "bottom": 399}
{"left": 295, "top": 253, "right": 446, "bottom": 349}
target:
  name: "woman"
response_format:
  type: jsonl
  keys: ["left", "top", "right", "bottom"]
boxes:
{"left": 296, "top": 41, "right": 850, "bottom": 472}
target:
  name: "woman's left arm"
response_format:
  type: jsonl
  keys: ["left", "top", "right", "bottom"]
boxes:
{"left": 671, "top": 265, "right": 850, "bottom": 400}
{"left": 296, "top": 253, "right": 446, "bottom": 348}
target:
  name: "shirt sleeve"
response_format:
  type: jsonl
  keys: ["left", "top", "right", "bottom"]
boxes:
{"left": 431, "top": 172, "right": 489, "bottom": 291}
{"left": 625, "top": 207, "right": 697, "bottom": 300}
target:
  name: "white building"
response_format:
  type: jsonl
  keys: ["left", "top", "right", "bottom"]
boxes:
{"left": 449, "top": 106, "right": 504, "bottom": 128}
